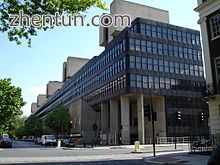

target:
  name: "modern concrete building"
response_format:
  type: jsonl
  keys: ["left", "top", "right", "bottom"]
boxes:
{"left": 195, "top": 0, "right": 220, "bottom": 136}
{"left": 99, "top": 0, "right": 169, "bottom": 47}
{"left": 62, "top": 57, "right": 90, "bottom": 82}
{"left": 37, "top": 94, "right": 47, "bottom": 107}
{"left": 46, "top": 81, "right": 63, "bottom": 98}
{"left": 35, "top": 0, "right": 209, "bottom": 145}
{"left": 31, "top": 103, "right": 38, "bottom": 113}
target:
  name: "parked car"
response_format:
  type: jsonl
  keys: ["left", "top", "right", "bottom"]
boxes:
{"left": 27, "top": 136, "right": 35, "bottom": 142}
{"left": 34, "top": 137, "right": 41, "bottom": 144}
{"left": 60, "top": 139, "right": 75, "bottom": 147}
{"left": 22, "top": 136, "right": 27, "bottom": 141}
{"left": 2, "top": 134, "right": 9, "bottom": 138}
{"left": 61, "top": 139, "right": 70, "bottom": 147}
{"left": 41, "top": 135, "right": 57, "bottom": 146}
{"left": 0, "top": 137, "right": 12, "bottom": 148}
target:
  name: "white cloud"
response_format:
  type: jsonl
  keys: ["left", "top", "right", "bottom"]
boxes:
{"left": 27, "top": 86, "right": 46, "bottom": 95}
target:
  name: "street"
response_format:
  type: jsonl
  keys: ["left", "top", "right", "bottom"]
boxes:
{"left": 0, "top": 141, "right": 186, "bottom": 165}
{"left": 0, "top": 141, "right": 190, "bottom": 165}
{"left": 0, "top": 140, "right": 149, "bottom": 165}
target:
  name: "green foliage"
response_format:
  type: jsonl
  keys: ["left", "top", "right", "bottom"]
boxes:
{"left": 23, "top": 114, "right": 43, "bottom": 137}
{"left": 45, "top": 105, "right": 71, "bottom": 137}
{"left": 0, "top": 0, "right": 106, "bottom": 47}
{"left": 11, "top": 114, "right": 42, "bottom": 139}
{"left": 0, "top": 78, "right": 26, "bottom": 132}
{"left": 9, "top": 115, "right": 27, "bottom": 138}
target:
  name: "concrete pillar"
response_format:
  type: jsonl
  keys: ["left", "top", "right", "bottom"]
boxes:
{"left": 199, "top": 17, "right": 213, "bottom": 84}
{"left": 137, "top": 94, "right": 145, "bottom": 144}
{"left": 101, "top": 103, "right": 109, "bottom": 131}
{"left": 110, "top": 100, "right": 119, "bottom": 145}
{"left": 110, "top": 100, "right": 119, "bottom": 132}
{"left": 154, "top": 96, "right": 167, "bottom": 137}
{"left": 120, "top": 96, "right": 130, "bottom": 144}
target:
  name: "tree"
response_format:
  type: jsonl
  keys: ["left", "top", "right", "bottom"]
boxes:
{"left": 45, "top": 105, "right": 71, "bottom": 137}
{"left": 0, "top": 78, "right": 26, "bottom": 132}
{"left": 10, "top": 115, "right": 27, "bottom": 138}
{"left": 23, "top": 114, "right": 43, "bottom": 137}
{"left": 0, "top": 0, "right": 106, "bottom": 47}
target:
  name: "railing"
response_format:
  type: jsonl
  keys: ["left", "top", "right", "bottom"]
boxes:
{"left": 145, "top": 136, "right": 218, "bottom": 153}
{"left": 145, "top": 136, "right": 190, "bottom": 144}
{"left": 188, "top": 135, "right": 220, "bottom": 153}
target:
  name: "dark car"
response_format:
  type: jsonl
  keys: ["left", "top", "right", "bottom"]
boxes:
{"left": 0, "top": 137, "right": 12, "bottom": 148}
{"left": 61, "top": 139, "right": 75, "bottom": 147}
{"left": 61, "top": 139, "right": 70, "bottom": 147}
{"left": 34, "top": 137, "right": 41, "bottom": 145}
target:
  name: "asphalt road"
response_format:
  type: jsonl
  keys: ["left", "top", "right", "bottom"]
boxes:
{"left": 0, "top": 141, "right": 151, "bottom": 165}
{"left": 0, "top": 160, "right": 148, "bottom": 165}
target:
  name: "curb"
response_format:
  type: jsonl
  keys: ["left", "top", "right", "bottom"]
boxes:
{"left": 143, "top": 157, "right": 191, "bottom": 165}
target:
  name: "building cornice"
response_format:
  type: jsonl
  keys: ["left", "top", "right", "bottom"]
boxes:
{"left": 195, "top": 0, "right": 220, "bottom": 24}
{"left": 195, "top": 0, "right": 220, "bottom": 15}
{"left": 194, "top": 0, "right": 214, "bottom": 12}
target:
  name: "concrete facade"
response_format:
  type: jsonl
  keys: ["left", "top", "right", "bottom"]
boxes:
{"left": 110, "top": 100, "right": 119, "bottom": 133}
{"left": 67, "top": 99, "right": 100, "bottom": 144}
{"left": 101, "top": 103, "right": 110, "bottom": 132}
{"left": 208, "top": 96, "right": 220, "bottom": 136}
{"left": 120, "top": 96, "right": 130, "bottom": 144}
{"left": 137, "top": 94, "right": 145, "bottom": 144}
{"left": 99, "top": 0, "right": 169, "bottom": 46}
{"left": 195, "top": 0, "right": 220, "bottom": 137}
{"left": 37, "top": 94, "right": 47, "bottom": 107}
{"left": 31, "top": 103, "right": 38, "bottom": 113}
{"left": 195, "top": 0, "right": 220, "bottom": 84}
{"left": 62, "top": 57, "right": 89, "bottom": 82}
{"left": 46, "top": 81, "right": 63, "bottom": 98}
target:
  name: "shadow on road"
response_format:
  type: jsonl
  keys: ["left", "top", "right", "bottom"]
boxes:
{"left": 0, "top": 159, "right": 147, "bottom": 165}
{"left": 10, "top": 140, "right": 53, "bottom": 149}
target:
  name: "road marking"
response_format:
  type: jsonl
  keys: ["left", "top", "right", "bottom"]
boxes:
{"left": 0, "top": 149, "right": 4, "bottom": 151}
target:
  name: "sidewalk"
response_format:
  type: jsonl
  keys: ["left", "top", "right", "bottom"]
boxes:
{"left": 143, "top": 152, "right": 210, "bottom": 165}
{"left": 93, "top": 143, "right": 189, "bottom": 149}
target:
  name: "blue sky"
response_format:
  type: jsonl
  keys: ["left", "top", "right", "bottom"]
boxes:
{"left": 0, "top": 0, "right": 200, "bottom": 116}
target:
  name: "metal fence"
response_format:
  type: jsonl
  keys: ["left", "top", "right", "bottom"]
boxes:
{"left": 146, "top": 135, "right": 220, "bottom": 153}
{"left": 145, "top": 136, "right": 190, "bottom": 144}
{"left": 189, "top": 136, "right": 213, "bottom": 153}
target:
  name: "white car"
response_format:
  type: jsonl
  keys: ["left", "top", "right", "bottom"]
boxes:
{"left": 2, "top": 134, "right": 9, "bottom": 138}
{"left": 41, "top": 135, "right": 57, "bottom": 146}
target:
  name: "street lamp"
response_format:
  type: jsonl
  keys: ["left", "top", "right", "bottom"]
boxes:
{"left": 150, "top": 84, "right": 157, "bottom": 157}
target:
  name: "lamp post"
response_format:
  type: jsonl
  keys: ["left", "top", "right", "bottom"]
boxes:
{"left": 150, "top": 84, "right": 157, "bottom": 157}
